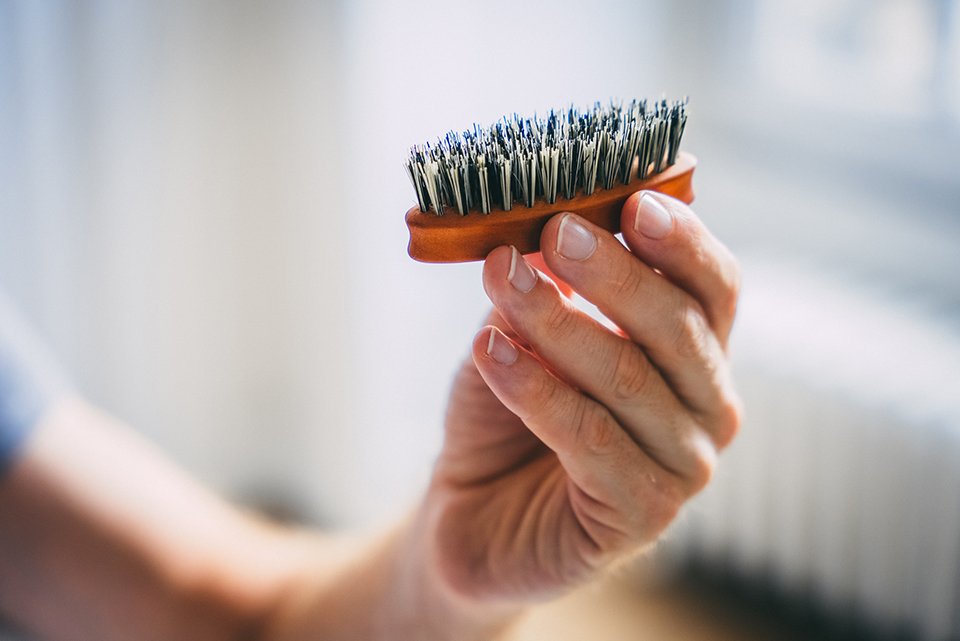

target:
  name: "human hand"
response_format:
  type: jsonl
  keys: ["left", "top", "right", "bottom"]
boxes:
{"left": 398, "top": 192, "right": 742, "bottom": 638}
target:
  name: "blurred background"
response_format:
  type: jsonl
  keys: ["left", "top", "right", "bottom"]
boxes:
{"left": 1, "top": 0, "right": 958, "bottom": 639}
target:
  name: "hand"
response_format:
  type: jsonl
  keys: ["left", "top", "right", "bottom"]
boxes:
{"left": 399, "top": 191, "right": 742, "bottom": 638}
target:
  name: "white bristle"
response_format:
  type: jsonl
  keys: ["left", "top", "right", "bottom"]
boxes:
{"left": 406, "top": 98, "right": 688, "bottom": 216}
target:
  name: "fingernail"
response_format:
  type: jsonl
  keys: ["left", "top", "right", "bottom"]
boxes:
{"left": 634, "top": 192, "right": 673, "bottom": 239}
{"left": 557, "top": 214, "right": 596, "bottom": 261}
{"left": 507, "top": 246, "right": 537, "bottom": 293}
{"left": 486, "top": 327, "right": 518, "bottom": 365}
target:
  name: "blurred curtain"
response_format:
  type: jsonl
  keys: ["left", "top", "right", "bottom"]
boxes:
{"left": 0, "top": 0, "right": 354, "bottom": 524}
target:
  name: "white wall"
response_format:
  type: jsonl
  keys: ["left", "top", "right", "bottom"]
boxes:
{"left": 1, "top": 0, "right": 354, "bottom": 524}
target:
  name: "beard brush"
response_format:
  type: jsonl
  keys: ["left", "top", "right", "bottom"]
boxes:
{"left": 404, "top": 98, "right": 694, "bottom": 263}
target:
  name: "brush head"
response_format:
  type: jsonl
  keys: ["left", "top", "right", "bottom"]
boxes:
{"left": 405, "top": 98, "right": 687, "bottom": 217}
{"left": 406, "top": 152, "right": 696, "bottom": 262}
{"left": 404, "top": 98, "right": 693, "bottom": 263}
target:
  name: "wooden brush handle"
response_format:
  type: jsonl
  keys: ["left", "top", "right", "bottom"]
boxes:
{"left": 406, "top": 152, "right": 697, "bottom": 263}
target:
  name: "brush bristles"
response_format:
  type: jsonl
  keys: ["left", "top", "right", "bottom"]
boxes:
{"left": 404, "top": 98, "right": 688, "bottom": 216}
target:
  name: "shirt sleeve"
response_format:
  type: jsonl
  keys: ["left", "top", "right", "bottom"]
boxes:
{"left": 0, "top": 290, "right": 72, "bottom": 477}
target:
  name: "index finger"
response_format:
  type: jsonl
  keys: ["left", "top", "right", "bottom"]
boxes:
{"left": 621, "top": 191, "right": 741, "bottom": 346}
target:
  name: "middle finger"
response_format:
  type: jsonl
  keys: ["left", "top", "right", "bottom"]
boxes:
{"left": 482, "top": 245, "right": 715, "bottom": 488}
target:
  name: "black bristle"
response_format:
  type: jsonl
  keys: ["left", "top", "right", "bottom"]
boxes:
{"left": 406, "top": 98, "right": 688, "bottom": 215}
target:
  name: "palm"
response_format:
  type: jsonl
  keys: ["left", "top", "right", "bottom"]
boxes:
{"left": 427, "top": 315, "right": 601, "bottom": 602}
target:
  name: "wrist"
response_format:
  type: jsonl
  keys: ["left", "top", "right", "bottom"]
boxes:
{"left": 378, "top": 501, "right": 524, "bottom": 641}
{"left": 267, "top": 504, "right": 524, "bottom": 641}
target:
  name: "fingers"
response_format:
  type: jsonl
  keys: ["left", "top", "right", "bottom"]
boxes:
{"left": 621, "top": 191, "right": 741, "bottom": 347}
{"left": 471, "top": 326, "right": 683, "bottom": 540}
{"left": 536, "top": 216, "right": 740, "bottom": 447}
{"left": 482, "top": 246, "right": 718, "bottom": 486}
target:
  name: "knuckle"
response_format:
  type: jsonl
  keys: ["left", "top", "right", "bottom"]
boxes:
{"left": 532, "top": 374, "right": 567, "bottom": 422}
{"left": 718, "top": 251, "right": 742, "bottom": 320}
{"left": 671, "top": 305, "right": 710, "bottom": 360}
{"left": 608, "top": 341, "right": 652, "bottom": 404}
{"left": 685, "top": 440, "right": 718, "bottom": 494}
{"left": 542, "top": 299, "right": 578, "bottom": 340}
{"left": 686, "top": 225, "right": 710, "bottom": 269}
{"left": 634, "top": 472, "right": 684, "bottom": 537}
{"left": 711, "top": 394, "right": 743, "bottom": 449}
{"left": 573, "top": 404, "right": 617, "bottom": 455}
{"left": 727, "top": 253, "right": 743, "bottom": 295}
{"left": 611, "top": 257, "right": 646, "bottom": 302}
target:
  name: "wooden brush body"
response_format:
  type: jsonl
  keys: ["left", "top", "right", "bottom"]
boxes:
{"left": 405, "top": 152, "right": 696, "bottom": 263}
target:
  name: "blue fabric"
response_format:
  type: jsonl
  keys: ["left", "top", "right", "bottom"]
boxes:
{"left": 0, "top": 290, "right": 71, "bottom": 477}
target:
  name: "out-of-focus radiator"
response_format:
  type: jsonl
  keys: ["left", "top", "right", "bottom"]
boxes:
{"left": 670, "top": 257, "right": 960, "bottom": 640}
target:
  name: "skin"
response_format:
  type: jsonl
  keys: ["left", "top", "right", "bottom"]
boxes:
{"left": 0, "top": 191, "right": 741, "bottom": 641}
